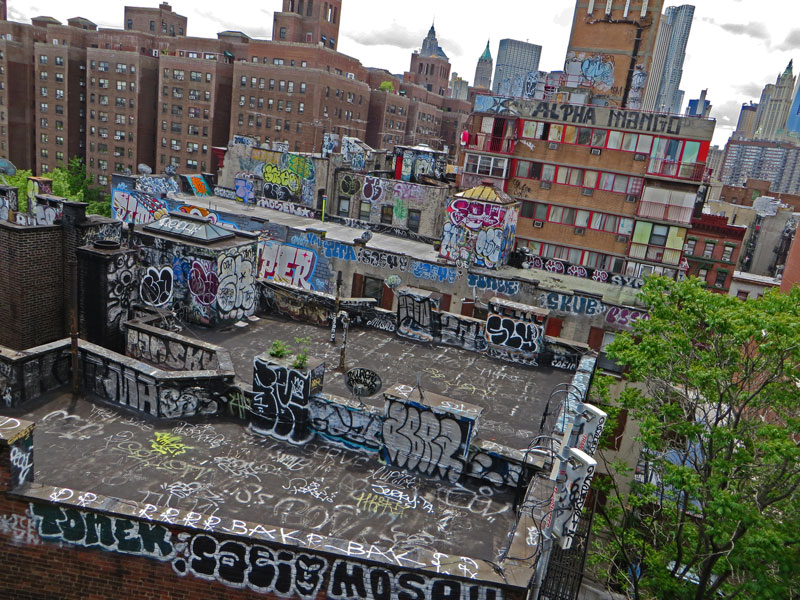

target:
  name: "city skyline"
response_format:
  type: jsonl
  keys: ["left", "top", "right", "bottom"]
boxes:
{"left": 7, "top": 0, "right": 800, "bottom": 146}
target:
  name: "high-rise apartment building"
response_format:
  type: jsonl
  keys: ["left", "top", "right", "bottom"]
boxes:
{"left": 229, "top": 40, "right": 370, "bottom": 153}
{"left": 273, "top": 0, "right": 341, "bottom": 51}
{"left": 0, "top": 21, "right": 45, "bottom": 169}
{"left": 565, "top": 0, "right": 664, "bottom": 108}
{"left": 753, "top": 61, "right": 795, "bottom": 140}
{"left": 124, "top": 2, "right": 186, "bottom": 37}
{"left": 85, "top": 47, "right": 158, "bottom": 186}
{"left": 32, "top": 20, "right": 95, "bottom": 175}
{"left": 473, "top": 41, "right": 492, "bottom": 90}
{"left": 0, "top": 1, "right": 469, "bottom": 183}
{"left": 720, "top": 138, "right": 800, "bottom": 194}
{"left": 642, "top": 4, "right": 694, "bottom": 114}
{"left": 492, "top": 39, "right": 542, "bottom": 98}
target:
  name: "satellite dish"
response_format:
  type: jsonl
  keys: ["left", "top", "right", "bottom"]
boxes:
{"left": 137, "top": 163, "right": 152, "bottom": 175}
{"left": 0, "top": 158, "right": 17, "bottom": 176}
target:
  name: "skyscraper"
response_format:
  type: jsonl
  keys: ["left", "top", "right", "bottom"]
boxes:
{"left": 492, "top": 39, "right": 541, "bottom": 98}
{"left": 734, "top": 102, "right": 759, "bottom": 140}
{"left": 753, "top": 61, "right": 796, "bottom": 140}
{"left": 473, "top": 41, "right": 492, "bottom": 90}
{"left": 787, "top": 74, "right": 800, "bottom": 139}
{"left": 405, "top": 24, "right": 451, "bottom": 96}
{"left": 643, "top": 4, "right": 694, "bottom": 114}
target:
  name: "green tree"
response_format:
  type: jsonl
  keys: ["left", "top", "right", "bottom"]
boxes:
{"left": 590, "top": 276, "right": 800, "bottom": 600}
{"left": 1, "top": 158, "right": 108, "bottom": 216}
{"left": 379, "top": 80, "right": 395, "bottom": 93}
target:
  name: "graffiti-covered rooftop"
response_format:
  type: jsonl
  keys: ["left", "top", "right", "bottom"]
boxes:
{"left": 191, "top": 315, "right": 575, "bottom": 450}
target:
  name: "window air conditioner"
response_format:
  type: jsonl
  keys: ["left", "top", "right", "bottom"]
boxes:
{"left": 582, "top": 187, "right": 593, "bottom": 196}
{"left": 634, "top": 153, "right": 646, "bottom": 161}
{"left": 590, "top": 147, "right": 601, "bottom": 156}
{"left": 540, "top": 180, "right": 551, "bottom": 190}
{"left": 574, "top": 227, "right": 585, "bottom": 235}
{"left": 625, "top": 194, "right": 637, "bottom": 203}
{"left": 547, "top": 142, "right": 559, "bottom": 150}
{"left": 533, "top": 220, "right": 544, "bottom": 228}
{"left": 616, "top": 234, "right": 629, "bottom": 243}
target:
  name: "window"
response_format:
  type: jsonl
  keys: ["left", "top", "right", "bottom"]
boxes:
{"left": 684, "top": 239, "right": 696, "bottom": 255}
{"left": 650, "top": 225, "right": 669, "bottom": 247}
{"left": 737, "top": 290, "right": 749, "bottom": 300}
{"left": 714, "top": 271, "right": 727, "bottom": 288}
{"left": 464, "top": 154, "right": 507, "bottom": 178}
{"left": 360, "top": 201, "right": 371, "bottom": 220}
{"left": 721, "top": 245, "right": 734, "bottom": 262}
{"left": 39, "top": 55, "right": 48, "bottom": 65}
{"left": 288, "top": 81, "right": 294, "bottom": 93}
{"left": 407, "top": 210, "right": 421, "bottom": 232}
{"left": 98, "top": 61, "right": 108, "bottom": 72}
{"left": 381, "top": 205, "right": 393, "bottom": 224}
{"left": 279, "top": 27, "right": 287, "bottom": 39}
{"left": 362, "top": 276, "right": 384, "bottom": 304}
{"left": 300, "top": 82, "right": 306, "bottom": 93}
{"left": 702, "top": 242, "right": 715, "bottom": 259}
{"left": 338, "top": 196, "right": 350, "bottom": 216}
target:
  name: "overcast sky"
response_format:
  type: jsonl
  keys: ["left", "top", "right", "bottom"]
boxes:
{"left": 10, "top": 0, "right": 800, "bottom": 146}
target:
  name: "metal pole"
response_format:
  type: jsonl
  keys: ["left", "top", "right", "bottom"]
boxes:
{"left": 69, "top": 256, "right": 79, "bottom": 399}
{"left": 338, "top": 312, "right": 349, "bottom": 370}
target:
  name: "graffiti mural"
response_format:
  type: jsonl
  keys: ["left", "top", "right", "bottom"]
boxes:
{"left": 216, "top": 246, "right": 257, "bottom": 321}
{"left": 188, "top": 259, "right": 219, "bottom": 307}
{"left": 564, "top": 52, "right": 615, "bottom": 92}
{"left": 485, "top": 299, "right": 546, "bottom": 366}
{"left": 252, "top": 359, "right": 322, "bottom": 445}
{"left": 140, "top": 266, "right": 174, "bottom": 307}
{"left": 341, "top": 137, "right": 367, "bottom": 171}
{"left": 381, "top": 400, "right": 468, "bottom": 483}
{"left": 111, "top": 189, "right": 168, "bottom": 224}
{"left": 309, "top": 401, "right": 382, "bottom": 453}
{"left": 234, "top": 176, "right": 257, "bottom": 204}
{"left": 107, "top": 253, "right": 138, "bottom": 332}
{"left": 397, "top": 292, "right": 437, "bottom": 342}
{"left": 626, "top": 65, "right": 648, "bottom": 110}
{"left": 258, "top": 241, "right": 318, "bottom": 290}
{"left": 393, "top": 146, "right": 446, "bottom": 183}
{"left": 327, "top": 560, "right": 503, "bottom": 600}
{"left": 174, "top": 534, "right": 328, "bottom": 599}
{"left": 440, "top": 196, "right": 519, "bottom": 269}
{"left": 182, "top": 174, "right": 212, "bottom": 197}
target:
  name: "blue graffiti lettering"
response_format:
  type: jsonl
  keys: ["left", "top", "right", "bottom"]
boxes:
{"left": 467, "top": 274, "right": 520, "bottom": 297}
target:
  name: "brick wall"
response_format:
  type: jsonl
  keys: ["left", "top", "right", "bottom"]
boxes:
{"left": 0, "top": 222, "right": 64, "bottom": 350}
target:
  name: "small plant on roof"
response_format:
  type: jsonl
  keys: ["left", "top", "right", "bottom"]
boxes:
{"left": 268, "top": 339, "right": 292, "bottom": 359}
{"left": 291, "top": 336, "right": 312, "bottom": 369}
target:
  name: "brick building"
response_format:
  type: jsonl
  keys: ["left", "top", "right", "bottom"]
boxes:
{"left": 564, "top": 0, "right": 664, "bottom": 109}
{"left": 462, "top": 95, "right": 714, "bottom": 283}
{"left": 718, "top": 177, "right": 800, "bottom": 212}
{"left": 272, "top": 0, "right": 341, "bottom": 50}
{"left": 0, "top": 1, "right": 468, "bottom": 182}
{"left": 124, "top": 1, "right": 186, "bottom": 37}
{"left": 683, "top": 214, "right": 746, "bottom": 292}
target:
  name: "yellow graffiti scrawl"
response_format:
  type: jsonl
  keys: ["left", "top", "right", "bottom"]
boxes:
{"left": 263, "top": 164, "right": 301, "bottom": 193}
{"left": 151, "top": 432, "right": 187, "bottom": 456}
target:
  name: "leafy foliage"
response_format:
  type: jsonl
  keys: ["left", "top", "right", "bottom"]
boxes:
{"left": 589, "top": 277, "right": 800, "bottom": 600}
{"left": 291, "top": 336, "right": 312, "bottom": 369}
{"left": 268, "top": 340, "right": 292, "bottom": 359}
{"left": 378, "top": 80, "right": 395, "bottom": 92}
{"left": 0, "top": 158, "right": 108, "bottom": 216}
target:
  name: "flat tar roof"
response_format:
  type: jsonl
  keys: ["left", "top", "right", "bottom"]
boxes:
{"left": 15, "top": 393, "right": 521, "bottom": 577}
{"left": 188, "top": 314, "right": 575, "bottom": 450}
